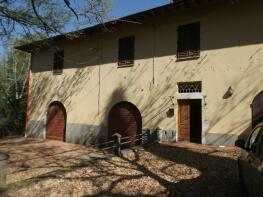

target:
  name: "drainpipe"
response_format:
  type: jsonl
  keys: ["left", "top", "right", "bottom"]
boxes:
{"left": 152, "top": 24, "right": 156, "bottom": 86}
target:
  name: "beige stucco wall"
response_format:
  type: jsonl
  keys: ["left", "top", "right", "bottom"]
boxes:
{"left": 28, "top": 0, "right": 263, "bottom": 146}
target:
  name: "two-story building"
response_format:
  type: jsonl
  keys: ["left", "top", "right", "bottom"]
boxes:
{"left": 17, "top": 0, "right": 263, "bottom": 146}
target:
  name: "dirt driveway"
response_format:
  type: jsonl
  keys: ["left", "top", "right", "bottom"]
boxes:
{"left": 0, "top": 138, "right": 245, "bottom": 197}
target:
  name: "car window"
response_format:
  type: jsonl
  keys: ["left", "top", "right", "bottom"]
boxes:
{"left": 248, "top": 126, "right": 262, "bottom": 151}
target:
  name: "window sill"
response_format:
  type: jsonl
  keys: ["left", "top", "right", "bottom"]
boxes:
{"left": 117, "top": 63, "right": 134, "bottom": 68}
{"left": 53, "top": 72, "right": 63, "bottom": 75}
{"left": 176, "top": 56, "right": 200, "bottom": 62}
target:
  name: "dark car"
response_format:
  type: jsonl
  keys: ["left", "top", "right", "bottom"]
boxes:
{"left": 235, "top": 123, "right": 263, "bottom": 197}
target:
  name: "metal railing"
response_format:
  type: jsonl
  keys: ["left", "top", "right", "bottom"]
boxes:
{"left": 90, "top": 130, "right": 151, "bottom": 156}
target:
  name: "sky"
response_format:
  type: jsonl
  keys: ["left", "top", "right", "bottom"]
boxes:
{"left": 1, "top": 0, "right": 171, "bottom": 60}
{"left": 112, "top": 0, "right": 171, "bottom": 18}
{"left": 67, "top": 0, "right": 171, "bottom": 32}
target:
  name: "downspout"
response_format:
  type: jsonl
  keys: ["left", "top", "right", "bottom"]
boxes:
{"left": 98, "top": 35, "right": 103, "bottom": 115}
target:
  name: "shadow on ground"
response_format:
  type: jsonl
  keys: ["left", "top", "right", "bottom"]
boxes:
{"left": 0, "top": 138, "right": 246, "bottom": 197}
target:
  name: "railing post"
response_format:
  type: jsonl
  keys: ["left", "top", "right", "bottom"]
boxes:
{"left": 112, "top": 133, "right": 122, "bottom": 157}
{"left": 146, "top": 129, "right": 151, "bottom": 144}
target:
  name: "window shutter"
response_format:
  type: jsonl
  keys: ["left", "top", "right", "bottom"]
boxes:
{"left": 190, "top": 22, "right": 200, "bottom": 53}
{"left": 118, "top": 36, "right": 135, "bottom": 66}
{"left": 177, "top": 22, "right": 200, "bottom": 60}
{"left": 53, "top": 50, "right": 64, "bottom": 74}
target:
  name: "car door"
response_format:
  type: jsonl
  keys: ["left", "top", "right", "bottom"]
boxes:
{"left": 240, "top": 125, "right": 263, "bottom": 197}
{"left": 253, "top": 133, "right": 263, "bottom": 197}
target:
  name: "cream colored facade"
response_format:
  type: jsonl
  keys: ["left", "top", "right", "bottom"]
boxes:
{"left": 27, "top": 1, "right": 263, "bottom": 146}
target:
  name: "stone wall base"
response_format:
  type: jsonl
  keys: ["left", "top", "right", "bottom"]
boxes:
{"left": 27, "top": 121, "right": 239, "bottom": 146}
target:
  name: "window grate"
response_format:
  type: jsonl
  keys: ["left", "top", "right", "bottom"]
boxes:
{"left": 178, "top": 82, "right": 202, "bottom": 93}
{"left": 177, "top": 22, "right": 200, "bottom": 60}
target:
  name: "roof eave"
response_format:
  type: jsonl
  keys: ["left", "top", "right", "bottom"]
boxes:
{"left": 15, "top": 0, "right": 220, "bottom": 52}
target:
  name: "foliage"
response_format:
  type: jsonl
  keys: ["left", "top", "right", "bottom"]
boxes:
{"left": 0, "top": 35, "right": 36, "bottom": 137}
{"left": 0, "top": 0, "right": 112, "bottom": 43}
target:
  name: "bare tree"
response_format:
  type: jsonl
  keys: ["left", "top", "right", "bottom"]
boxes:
{"left": 0, "top": 0, "right": 111, "bottom": 42}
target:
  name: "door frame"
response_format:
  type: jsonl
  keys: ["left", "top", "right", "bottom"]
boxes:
{"left": 177, "top": 93, "right": 204, "bottom": 143}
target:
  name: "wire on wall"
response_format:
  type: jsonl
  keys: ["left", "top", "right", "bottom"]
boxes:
{"left": 152, "top": 24, "right": 156, "bottom": 86}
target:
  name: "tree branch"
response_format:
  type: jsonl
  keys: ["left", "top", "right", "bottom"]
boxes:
{"left": 30, "top": 0, "right": 57, "bottom": 33}
{"left": 64, "top": 0, "right": 79, "bottom": 20}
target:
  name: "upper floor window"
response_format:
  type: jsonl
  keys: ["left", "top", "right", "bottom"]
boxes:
{"left": 118, "top": 36, "right": 135, "bottom": 67}
{"left": 177, "top": 22, "right": 200, "bottom": 60}
{"left": 53, "top": 50, "right": 64, "bottom": 75}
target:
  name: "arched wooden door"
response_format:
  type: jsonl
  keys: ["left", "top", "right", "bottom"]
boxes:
{"left": 46, "top": 101, "right": 66, "bottom": 141}
{"left": 252, "top": 91, "right": 263, "bottom": 128}
{"left": 108, "top": 102, "right": 142, "bottom": 146}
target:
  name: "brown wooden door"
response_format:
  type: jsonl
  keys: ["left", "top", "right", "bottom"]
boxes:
{"left": 108, "top": 102, "right": 142, "bottom": 146}
{"left": 178, "top": 100, "right": 190, "bottom": 142}
{"left": 46, "top": 102, "right": 66, "bottom": 141}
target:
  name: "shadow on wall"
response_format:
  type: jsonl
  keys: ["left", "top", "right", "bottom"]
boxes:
{"left": 30, "top": 66, "right": 98, "bottom": 116}
{"left": 61, "top": 87, "right": 128, "bottom": 146}
{"left": 100, "top": 62, "right": 177, "bottom": 142}
{"left": 28, "top": 67, "right": 102, "bottom": 144}
{"left": 204, "top": 55, "right": 263, "bottom": 145}
{"left": 100, "top": 87, "right": 127, "bottom": 141}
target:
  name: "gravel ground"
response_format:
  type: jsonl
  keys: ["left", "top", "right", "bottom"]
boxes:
{"left": 0, "top": 138, "right": 245, "bottom": 197}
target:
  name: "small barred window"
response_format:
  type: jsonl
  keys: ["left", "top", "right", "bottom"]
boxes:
{"left": 178, "top": 82, "right": 202, "bottom": 93}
